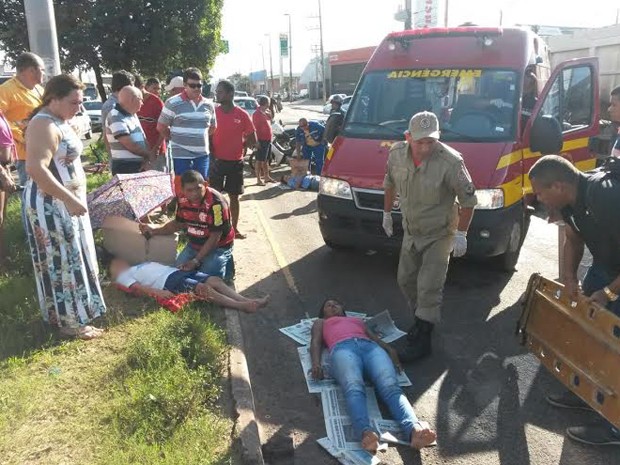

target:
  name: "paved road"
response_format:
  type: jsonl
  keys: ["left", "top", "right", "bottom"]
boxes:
{"left": 231, "top": 104, "right": 619, "bottom": 465}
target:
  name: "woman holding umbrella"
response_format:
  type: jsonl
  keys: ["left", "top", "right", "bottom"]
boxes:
{"left": 23, "top": 74, "right": 106, "bottom": 339}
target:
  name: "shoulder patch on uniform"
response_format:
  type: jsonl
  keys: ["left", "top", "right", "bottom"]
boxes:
{"left": 389, "top": 141, "right": 407, "bottom": 153}
{"left": 437, "top": 142, "right": 464, "bottom": 164}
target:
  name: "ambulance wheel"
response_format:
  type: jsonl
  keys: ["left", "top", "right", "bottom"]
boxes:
{"left": 496, "top": 215, "right": 530, "bottom": 272}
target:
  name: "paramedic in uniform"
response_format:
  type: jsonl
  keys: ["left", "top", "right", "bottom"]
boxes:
{"left": 383, "top": 112, "right": 477, "bottom": 362}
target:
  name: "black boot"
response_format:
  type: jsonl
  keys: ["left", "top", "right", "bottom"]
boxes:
{"left": 398, "top": 318, "right": 433, "bottom": 363}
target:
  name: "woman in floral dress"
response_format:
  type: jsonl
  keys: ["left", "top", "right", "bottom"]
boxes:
{"left": 23, "top": 74, "right": 105, "bottom": 339}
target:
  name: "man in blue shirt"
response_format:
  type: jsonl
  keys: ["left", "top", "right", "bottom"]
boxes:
{"left": 295, "top": 118, "right": 327, "bottom": 175}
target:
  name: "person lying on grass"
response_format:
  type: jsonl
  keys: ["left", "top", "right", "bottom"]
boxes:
{"left": 109, "top": 258, "right": 269, "bottom": 313}
{"left": 310, "top": 299, "right": 436, "bottom": 454}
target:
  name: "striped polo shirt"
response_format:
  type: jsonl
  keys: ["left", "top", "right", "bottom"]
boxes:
{"left": 159, "top": 91, "right": 216, "bottom": 159}
{"left": 105, "top": 104, "right": 147, "bottom": 160}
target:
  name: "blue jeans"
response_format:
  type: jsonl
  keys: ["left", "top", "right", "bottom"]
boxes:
{"left": 330, "top": 338, "right": 419, "bottom": 441}
{"left": 173, "top": 155, "right": 209, "bottom": 178}
{"left": 302, "top": 145, "right": 326, "bottom": 176}
{"left": 176, "top": 243, "right": 233, "bottom": 280}
{"left": 582, "top": 263, "right": 620, "bottom": 317}
{"left": 15, "top": 160, "right": 27, "bottom": 187}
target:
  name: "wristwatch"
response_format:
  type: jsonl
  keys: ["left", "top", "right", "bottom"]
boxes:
{"left": 603, "top": 286, "right": 619, "bottom": 302}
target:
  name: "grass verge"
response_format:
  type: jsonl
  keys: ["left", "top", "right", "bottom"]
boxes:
{"left": 0, "top": 172, "right": 236, "bottom": 464}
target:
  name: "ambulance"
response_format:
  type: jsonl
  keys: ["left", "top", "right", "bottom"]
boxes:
{"left": 318, "top": 27, "right": 600, "bottom": 270}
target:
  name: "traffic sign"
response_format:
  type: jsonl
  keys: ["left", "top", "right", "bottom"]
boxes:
{"left": 280, "top": 34, "right": 288, "bottom": 57}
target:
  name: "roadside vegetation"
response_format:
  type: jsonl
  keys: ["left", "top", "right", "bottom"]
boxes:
{"left": 0, "top": 169, "right": 235, "bottom": 464}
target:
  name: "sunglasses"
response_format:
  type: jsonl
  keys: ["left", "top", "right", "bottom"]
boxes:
{"left": 187, "top": 83, "right": 203, "bottom": 89}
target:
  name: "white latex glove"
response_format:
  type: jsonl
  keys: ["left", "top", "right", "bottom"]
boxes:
{"left": 452, "top": 231, "right": 468, "bottom": 257}
{"left": 382, "top": 211, "right": 393, "bottom": 237}
{"left": 490, "top": 98, "right": 504, "bottom": 108}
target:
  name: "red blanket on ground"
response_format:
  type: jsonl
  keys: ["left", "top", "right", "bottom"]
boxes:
{"left": 114, "top": 283, "right": 198, "bottom": 313}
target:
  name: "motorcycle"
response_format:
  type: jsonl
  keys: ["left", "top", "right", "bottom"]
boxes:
{"left": 248, "top": 120, "right": 296, "bottom": 170}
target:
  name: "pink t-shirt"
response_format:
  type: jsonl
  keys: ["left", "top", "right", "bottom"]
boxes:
{"left": 323, "top": 316, "right": 369, "bottom": 351}
{"left": 0, "top": 112, "right": 15, "bottom": 161}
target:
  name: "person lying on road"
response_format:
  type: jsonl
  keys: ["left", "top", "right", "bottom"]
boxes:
{"left": 310, "top": 299, "right": 437, "bottom": 454}
{"left": 109, "top": 257, "right": 269, "bottom": 313}
{"left": 280, "top": 173, "right": 320, "bottom": 191}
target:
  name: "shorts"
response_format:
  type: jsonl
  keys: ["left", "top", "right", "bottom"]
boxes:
{"left": 112, "top": 158, "right": 142, "bottom": 175}
{"left": 163, "top": 270, "right": 210, "bottom": 293}
{"left": 255, "top": 140, "right": 271, "bottom": 162}
{"left": 172, "top": 155, "right": 209, "bottom": 178}
{"left": 209, "top": 158, "right": 244, "bottom": 195}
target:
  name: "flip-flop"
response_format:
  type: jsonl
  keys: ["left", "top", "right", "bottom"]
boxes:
{"left": 235, "top": 231, "right": 247, "bottom": 239}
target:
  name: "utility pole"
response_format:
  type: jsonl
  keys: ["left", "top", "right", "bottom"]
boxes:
{"left": 318, "top": 0, "right": 327, "bottom": 100}
{"left": 444, "top": 0, "right": 449, "bottom": 27}
{"left": 265, "top": 34, "right": 274, "bottom": 93}
{"left": 23, "top": 0, "right": 61, "bottom": 77}
{"left": 404, "top": 0, "right": 412, "bottom": 30}
{"left": 284, "top": 13, "right": 293, "bottom": 102}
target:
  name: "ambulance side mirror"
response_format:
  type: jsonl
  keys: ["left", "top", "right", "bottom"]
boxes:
{"left": 530, "top": 115, "right": 562, "bottom": 155}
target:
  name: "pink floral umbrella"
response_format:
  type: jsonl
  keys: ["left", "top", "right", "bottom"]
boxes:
{"left": 87, "top": 170, "right": 174, "bottom": 229}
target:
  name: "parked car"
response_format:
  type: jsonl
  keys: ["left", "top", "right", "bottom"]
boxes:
{"left": 0, "top": 75, "right": 12, "bottom": 86}
{"left": 70, "top": 104, "right": 92, "bottom": 139}
{"left": 322, "top": 94, "right": 349, "bottom": 114}
{"left": 83, "top": 100, "right": 103, "bottom": 132}
{"left": 299, "top": 89, "right": 309, "bottom": 98}
{"left": 234, "top": 90, "right": 249, "bottom": 97}
{"left": 83, "top": 83, "right": 111, "bottom": 102}
{"left": 233, "top": 97, "right": 258, "bottom": 116}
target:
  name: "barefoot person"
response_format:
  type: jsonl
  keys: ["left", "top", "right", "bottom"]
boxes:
{"left": 310, "top": 299, "right": 436, "bottom": 454}
{"left": 23, "top": 75, "right": 106, "bottom": 339}
{"left": 109, "top": 258, "right": 269, "bottom": 313}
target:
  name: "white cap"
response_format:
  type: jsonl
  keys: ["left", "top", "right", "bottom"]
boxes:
{"left": 165, "top": 76, "right": 184, "bottom": 92}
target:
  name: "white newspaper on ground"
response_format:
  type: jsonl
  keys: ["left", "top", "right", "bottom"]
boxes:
{"left": 321, "top": 386, "right": 382, "bottom": 419}
{"left": 279, "top": 312, "right": 367, "bottom": 346}
{"left": 374, "top": 419, "right": 437, "bottom": 448}
{"left": 322, "top": 386, "right": 383, "bottom": 451}
{"left": 317, "top": 437, "right": 380, "bottom": 465}
{"left": 279, "top": 318, "right": 315, "bottom": 345}
{"left": 374, "top": 419, "right": 410, "bottom": 446}
{"left": 298, "top": 346, "right": 412, "bottom": 394}
{"left": 281, "top": 310, "right": 405, "bottom": 346}
{"left": 365, "top": 311, "right": 407, "bottom": 343}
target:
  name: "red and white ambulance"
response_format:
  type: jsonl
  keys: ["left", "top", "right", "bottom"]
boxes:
{"left": 318, "top": 26, "right": 600, "bottom": 269}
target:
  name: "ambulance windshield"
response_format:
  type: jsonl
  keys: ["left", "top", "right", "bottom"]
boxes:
{"left": 344, "top": 68, "right": 519, "bottom": 142}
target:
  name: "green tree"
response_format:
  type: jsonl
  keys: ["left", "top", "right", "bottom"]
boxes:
{"left": 0, "top": 0, "right": 224, "bottom": 99}
{"left": 227, "top": 73, "right": 251, "bottom": 93}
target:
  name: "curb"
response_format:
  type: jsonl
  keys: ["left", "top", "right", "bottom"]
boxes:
{"left": 225, "top": 307, "right": 265, "bottom": 465}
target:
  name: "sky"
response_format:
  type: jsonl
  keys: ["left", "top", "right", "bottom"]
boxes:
{"left": 211, "top": 0, "right": 618, "bottom": 80}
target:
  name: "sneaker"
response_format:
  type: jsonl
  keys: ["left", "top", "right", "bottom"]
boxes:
{"left": 566, "top": 423, "right": 620, "bottom": 446}
{"left": 546, "top": 391, "right": 593, "bottom": 411}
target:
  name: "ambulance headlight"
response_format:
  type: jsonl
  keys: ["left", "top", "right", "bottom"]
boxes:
{"left": 320, "top": 177, "right": 353, "bottom": 200}
{"left": 475, "top": 189, "right": 504, "bottom": 210}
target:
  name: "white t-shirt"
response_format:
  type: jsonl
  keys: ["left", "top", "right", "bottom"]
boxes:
{"left": 116, "top": 262, "right": 178, "bottom": 290}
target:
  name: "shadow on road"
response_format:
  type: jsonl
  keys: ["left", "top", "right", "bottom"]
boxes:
{"left": 236, "top": 243, "right": 619, "bottom": 464}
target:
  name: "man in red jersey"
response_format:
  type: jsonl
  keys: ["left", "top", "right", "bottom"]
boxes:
{"left": 252, "top": 95, "right": 275, "bottom": 185}
{"left": 210, "top": 80, "right": 256, "bottom": 239}
{"left": 139, "top": 170, "right": 235, "bottom": 280}
{"left": 135, "top": 76, "right": 167, "bottom": 171}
